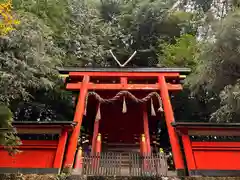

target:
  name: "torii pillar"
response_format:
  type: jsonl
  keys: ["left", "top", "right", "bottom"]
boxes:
{"left": 159, "top": 75, "right": 185, "bottom": 175}
{"left": 63, "top": 75, "right": 89, "bottom": 168}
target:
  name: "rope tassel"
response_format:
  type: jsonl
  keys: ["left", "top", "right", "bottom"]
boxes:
{"left": 158, "top": 99, "right": 164, "bottom": 112}
{"left": 122, "top": 96, "right": 127, "bottom": 113}
{"left": 158, "top": 106, "right": 163, "bottom": 112}
{"left": 96, "top": 103, "right": 101, "bottom": 121}
{"left": 151, "top": 98, "right": 156, "bottom": 116}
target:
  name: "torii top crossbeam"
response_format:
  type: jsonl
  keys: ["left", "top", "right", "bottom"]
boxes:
{"left": 59, "top": 67, "right": 190, "bottom": 91}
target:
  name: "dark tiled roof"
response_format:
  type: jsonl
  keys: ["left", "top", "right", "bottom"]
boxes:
{"left": 57, "top": 67, "right": 191, "bottom": 74}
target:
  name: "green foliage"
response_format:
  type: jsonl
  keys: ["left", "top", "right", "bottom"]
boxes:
{"left": 60, "top": 0, "right": 106, "bottom": 67}
{"left": 159, "top": 34, "right": 199, "bottom": 68}
{"left": 0, "top": 11, "right": 62, "bottom": 104}
{"left": 211, "top": 82, "right": 240, "bottom": 122}
{"left": 188, "top": 9, "right": 240, "bottom": 122}
{"left": 97, "top": 0, "right": 186, "bottom": 67}
{"left": 0, "top": 0, "right": 73, "bottom": 147}
{"left": 167, "top": 10, "right": 204, "bottom": 35}
{"left": 193, "top": 0, "right": 213, "bottom": 12}
{"left": 12, "top": 0, "right": 70, "bottom": 35}
{"left": 0, "top": 104, "right": 21, "bottom": 154}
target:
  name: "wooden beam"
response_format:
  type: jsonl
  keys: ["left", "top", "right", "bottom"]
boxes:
{"left": 143, "top": 105, "right": 151, "bottom": 153}
{"left": 53, "top": 129, "right": 68, "bottom": 169}
{"left": 69, "top": 72, "right": 180, "bottom": 78}
{"left": 64, "top": 75, "right": 89, "bottom": 168}
{"left": 66, "top": 82, "right": 182, "bottom": 91}
{"left": 17, "top": 128, "right": 62, "bottom": 134}
{"left": 181, "top": 135, "right": 196, "bottom": 172}
{"left": 158, "top": 75, "right": 185, "bottom": 171}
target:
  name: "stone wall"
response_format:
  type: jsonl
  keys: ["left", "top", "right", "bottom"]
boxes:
{"left": 1, "top": 174, "right": 240, "bottom": 180}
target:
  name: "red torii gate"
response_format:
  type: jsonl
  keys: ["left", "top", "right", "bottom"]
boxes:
{"left": 58, "top": 67, "right": 191, "bottom": 175}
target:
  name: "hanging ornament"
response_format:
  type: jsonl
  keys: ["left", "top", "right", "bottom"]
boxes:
{"left": 122, "top": 96, "right": 127, "bottom": 113}
{"left": 150, "top": 98, "right": 156, "bottom": 116}
{"left": 158, "top": 100, "right": 163, "bottom": 112}
{"left": 95, "top": 103, "right": 101, "bottom": 121}
{"left": 158, "top": 97, "right": 164, "bottom": 112}
{"left": 84, "top": 96, "right": 88, "bottom": 116}
{"left": 158, "top": 106, "right": 164, "bottom": 112}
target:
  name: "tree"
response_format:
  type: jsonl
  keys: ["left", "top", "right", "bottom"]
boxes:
{"left": 0, "top": 0, "right": 73, "bottom": 147}
{"left": 0, "top": 0, "right": 20, "bottom": 36}
{"left": 0, "top": 0, "right": 21, "bottom": 149}
{"left": 158, "top": 34, "right": 199, "bottom": 69}
{"left": 188, "top": 9, "right": 240, "bottom": 122}
{"left": 0, "top": 105, "right": 20, "bottom": 154}
{"left": 96, "top": 0, "right": 187, "bottom": 67}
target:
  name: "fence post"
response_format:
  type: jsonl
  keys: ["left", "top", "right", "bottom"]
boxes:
{"left": 73, "top": 147, "right": 83, "bottom": 175}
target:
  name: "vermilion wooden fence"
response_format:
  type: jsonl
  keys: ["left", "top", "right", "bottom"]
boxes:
{"left": 79, "top": 152, "right": 167, "bottom": 176}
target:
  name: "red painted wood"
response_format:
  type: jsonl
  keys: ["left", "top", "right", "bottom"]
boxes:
{"left": 69, "top": 72, "right": 180, "bottom": 78}
{"left": 181, "top": 135, "right": 196, "bottom": 171}
{"left": 95, "top": 134, "right": 101, "bottom": 153}
{"left": 158, "top": 76, "right": 185, "bottom": 170}
{"left": 140, "top": 135, "right": 147, "bottom": 155}
{"left": 99, "top": 100, "right": 143, "bottom": 143}
{"left": 91, "top": 104, "right": 100, "bottom": 154}
{"left": 0, "top": 150, "right": 56, "bottom": 168}
{"left": 193, "top": 149, "right": 240, "bottom": 170}
{"left": 192, "top": 142, "right": 240, "bottom": 148}
{"left": 0, "top": 140, "right": 58, "bottom": 149}
{"left": 120, "top": 77, "right": 128, "bottom": 88}
{"left": 186, "top": 141, "right": 240, "bottom": 170}
{"left": 6, "top": 146, "right": 57, "bottom": 149}
{"left": 0, "top": 140, "right": 57, "bottom": 168}
{"left": 74, "top": 148, "right": 83, "bottom": 169}
{"left": 66, "top": 83, "right": 182, "bottom": 91}
{"left": 64, "top": 75, "right": 90, "bottom": 168}
{"left": 143, "top": 105, "right": 151, "bottom": 153}
{"left": 175, "top": 127, "right": 240, "bottom": 136}
{"left": 53, "top": 130, "right": 68, "bottom": 168}
{"left": 140, "top": 134, "right": 148, "bottom": 170}
{"left": 18, "top": 140, "right": 58, "bottom": 146}
{"left": 192, "top": 147, "right": 240, "bottom": 151}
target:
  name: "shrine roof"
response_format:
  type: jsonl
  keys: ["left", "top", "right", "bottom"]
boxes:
{"left": 5, "top": 121, "right": 78, "bottom": 134}
{"left": 172, "top": 122, "right": 240, "bottom": 136}
{"left": 172, "top": 122, "right": 240, "bottom": 128}
{"left": 0, "top": 121, "right": 77, "bottom": 134}
{"left": 12, "top": 121, "right": 76, "bottom": 126}
{"left": 57, "top": 67, "right": 191, "bottom": 75}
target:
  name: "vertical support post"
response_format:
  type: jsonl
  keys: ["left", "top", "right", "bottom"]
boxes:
{"left": 91, "top": 104, "right": 100, "bottom": 154}
{"left": 54, "top": 129, "right": 68, "bottom": 169}
{"left": 143, "top": 105, "right": 151, "bottom": 153}
{"left": 140, "top": 134, "right": 148, "bottom": 170}
{"left": 95, "top": 133, "right": 102, "bottom": 154}
{"left": 182, "top": 134, "right": 196, "bottom": 175}
{"left": 93, "top": 133, "right": 101, "bottom": 169}
{"left": 140, "top": 134, "right": 147, "bottom": 155}
{"left": 158, "top": 76, "right": 185, "bottom": 175}
{"left": 64, "top": 75, "right": 90, "bottom": 168}
{"left": 74, "top": 147, "right": 83, "bottom": 170}
{"left": 91, "top": 120, "right": 100, "bottom": 154}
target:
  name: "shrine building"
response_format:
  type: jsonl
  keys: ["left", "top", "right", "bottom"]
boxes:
{"left": 1, "top": 67, "right": 240, "bottom": 177}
